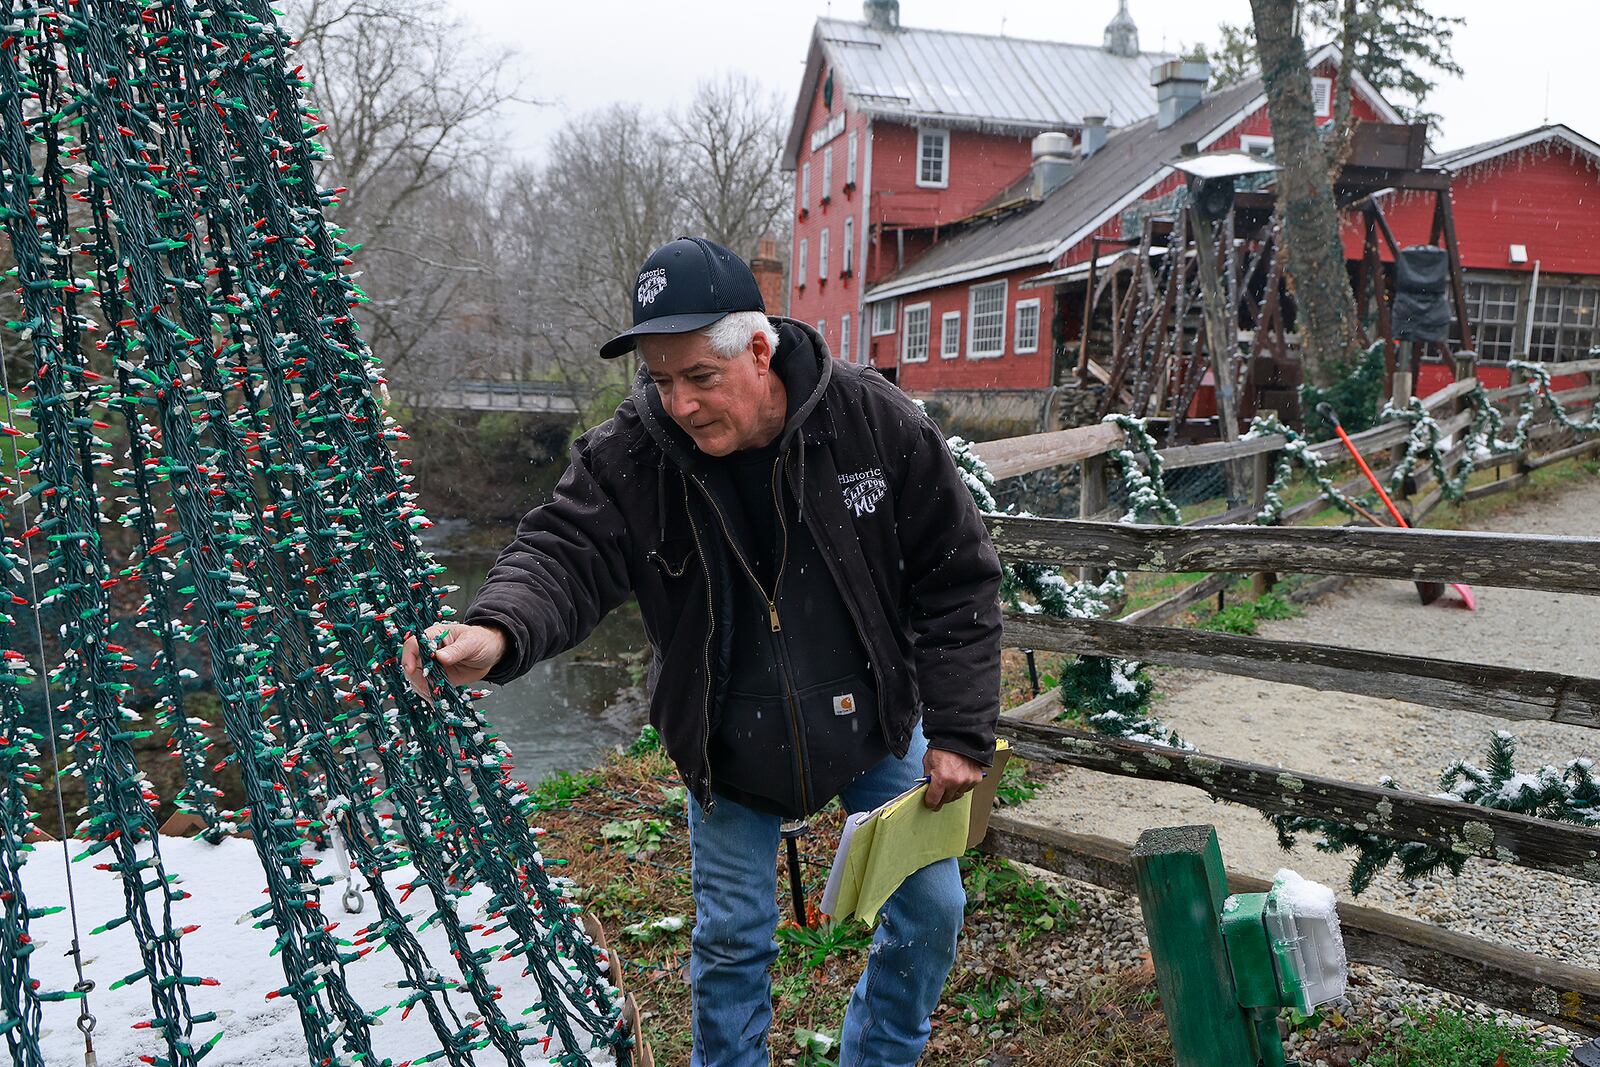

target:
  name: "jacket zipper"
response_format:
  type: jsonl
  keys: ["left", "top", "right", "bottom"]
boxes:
{"left": 682, "top": 477, "right": 716, "bottom": 812}
{"left": 784, "top": 455, "right": 892, "bottom": 751}
{"left": 692, "top": 468, "right": 810, "bottom": 814}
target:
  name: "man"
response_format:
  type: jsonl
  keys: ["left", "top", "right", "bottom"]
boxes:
{"left": 402, "top": 236, "right": 1002, "bottom": 1067}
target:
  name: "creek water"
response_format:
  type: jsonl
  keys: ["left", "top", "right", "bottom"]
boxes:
{"left": 439, "top": 554, "right": 651, "bottom": 786}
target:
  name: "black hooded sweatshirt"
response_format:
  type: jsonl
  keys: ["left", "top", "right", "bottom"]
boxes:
{"left": 464, "top": 318, "right": 1003, "bottom": 816}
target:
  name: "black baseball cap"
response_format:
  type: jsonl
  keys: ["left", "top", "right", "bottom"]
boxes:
{"left": 600, "top": 236, "right": 766, "bottom": 359}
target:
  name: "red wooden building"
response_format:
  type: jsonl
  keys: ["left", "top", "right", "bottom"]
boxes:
{"left": 782, "top": 2, "right": 1600, "bottom": 425}
{"left": 1351, "top": 125, "right": 1600, "bottom": 395}
{"left": 781, "top": 0, "right": 1171, "bottom": 372}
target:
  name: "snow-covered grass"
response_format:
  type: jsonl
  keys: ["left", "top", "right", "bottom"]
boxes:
{"left": 23, "top": 835, "right": 618, "bottom": 1067}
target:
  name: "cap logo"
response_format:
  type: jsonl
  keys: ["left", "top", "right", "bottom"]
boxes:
{"left": 637, "top": 267, "right": 668, "bottom": 307}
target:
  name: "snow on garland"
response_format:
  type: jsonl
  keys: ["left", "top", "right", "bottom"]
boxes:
{"left": 945, "top": 421, "right": 1187, "bottom": 749}
{"left": 1102, "top": 415, "right": 1183, "bottom": 525}
{"left": 1385, "top": 359, "right": 1600, "bottom": 504}
{"left": 1243, "top": 414, "right": 1364, "bottom": 525}
{"left": 1271, "top": 731, "right": 1600, "bottom": 895}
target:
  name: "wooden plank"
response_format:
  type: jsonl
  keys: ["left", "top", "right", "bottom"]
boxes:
{"left": 1419, "top": 376, "right": 1480, "bottom": 413}
{"left": 1306, "top": 418, "right": 1416, "bottom": 463}
{"left": 1185, "top": 501, "right": 1261, "bottom": 527}
{"left": 983, "top": 516, "right": 1600, "bottom": 596}
{"left": 1530, "top": 436, "right": 1600, "bottom": 471}
{"left": 1000, "top": 689, "right": 1061, "bottom": 723}
{"left": 1002, "top": 613, "right": 1600, "bottom": 732}
{"left": 1461, "top": 472, "right": 1528, "bottom": 503}
{"left": 1119, "top": 572, "right": 1233, "bottom": 626}
{"left": 1156, "top": 433, "right": 1285, "bottom": 471}
{"left": 996, "top": 718, "right": 1600, "bottom": 885}
{"left": 973, "top": 422, "right": 1124, "bottom": 480}
{"left": 1277, "top": 469, "right": 1393, "bottom": 528}
{"left": 979, "top": 816, "right": 1600, "bottom": 1035}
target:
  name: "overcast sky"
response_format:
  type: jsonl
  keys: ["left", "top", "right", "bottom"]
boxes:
{"left": 449, "top": 0, "right": 1595, "bottom": 162}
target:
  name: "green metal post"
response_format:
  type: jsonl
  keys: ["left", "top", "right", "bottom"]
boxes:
{"left": 1132, "top": 824, "right": 1285, "bottom": 1067}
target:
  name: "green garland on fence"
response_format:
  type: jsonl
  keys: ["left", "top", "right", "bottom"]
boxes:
{"left": 1102, "top": 414, "right": 1184, "bottom": 525}
{"left": 946, "top": 424, "right": 1186, "bottom": 749}
{"left": 1244, "top": 414, "right": 1363, "bottom": 525}
{"left": 1271, "top": 731, "right": 1600, "bottom": 895}
{"left": 1385, "top": 359, "right": 1600, "bottom": 504}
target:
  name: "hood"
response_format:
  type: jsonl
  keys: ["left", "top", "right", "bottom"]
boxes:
{"left": 633, "top": 316, "right": 834, "bottom": 474}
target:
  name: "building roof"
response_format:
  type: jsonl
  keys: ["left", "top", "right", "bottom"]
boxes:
{"left": 783, "top": 16, "right": 1173, "bottom": 169}
{"left": 862, "top": 42, "right": 1406, "bottom": 304}
{"left": 1427, "top": 123, "right": 1600, "bottom": 172}
{"left": 863, "top": 76, "right": 1268, "bottom": 303}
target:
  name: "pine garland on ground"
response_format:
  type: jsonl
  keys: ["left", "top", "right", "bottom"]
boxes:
{"left": 1270, "top": 731, "right": 1600, "bottom": 895}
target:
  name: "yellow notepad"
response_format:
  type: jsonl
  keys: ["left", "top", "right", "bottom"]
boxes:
{"left": 821, "top": 740, "right": 1011, "bottom": 925}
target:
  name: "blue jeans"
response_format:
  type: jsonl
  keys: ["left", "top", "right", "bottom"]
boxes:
{"left": 686, "top": 722, "right": 966, "bottom": 1067}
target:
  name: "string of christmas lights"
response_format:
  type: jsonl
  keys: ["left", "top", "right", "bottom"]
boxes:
{"left": 0, "top": 0, "right": 631, "bottom": 1063}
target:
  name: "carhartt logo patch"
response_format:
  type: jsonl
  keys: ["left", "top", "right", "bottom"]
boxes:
{"left": 636, "top": 267, "right": 668, "bottom": 306}
{"left": 833, "top": 693, "right": 856, "bottom": 715}
{"left": 838, "top": 468, "right": 887, "bottom": 517}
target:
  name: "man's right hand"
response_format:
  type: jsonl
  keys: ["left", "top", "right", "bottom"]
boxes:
{"left": 401, "top": 622, "right": 507, "bottom": 702}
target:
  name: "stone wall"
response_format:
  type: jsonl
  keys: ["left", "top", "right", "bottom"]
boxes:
{"left": 913, "top": 384, "right": 1105, "bottom": 442}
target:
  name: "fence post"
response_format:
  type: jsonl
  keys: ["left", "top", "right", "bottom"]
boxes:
{"left": 1133, "top": 825, "right": 1283, "bottom": 1067}
{"left": 1508, "top": 360, "right": 1536, "bottom": 479}
{"left": 1078, "top": 453, "right": 1108, "bottom": 586}
{"left": 1250, "top": 412, "right": 1277, "bottom": 598}
{"left": 1389, "top": 341, "right": 1414, "bottom": 490}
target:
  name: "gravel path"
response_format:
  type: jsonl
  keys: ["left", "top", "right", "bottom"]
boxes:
{"left": 1013, "top": 473, "right": 1600, "bottom": 1052}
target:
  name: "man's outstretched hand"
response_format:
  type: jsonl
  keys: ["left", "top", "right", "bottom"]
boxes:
{"left": 401, "top": 622, "right": 507, "bottom": 702}
{"left": 922, "top": 747, "right": 986, "bottom": 811}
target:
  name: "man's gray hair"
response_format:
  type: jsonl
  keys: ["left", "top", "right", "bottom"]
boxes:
{"left": 702, "top": 310, "right": 777, "bottom": 358}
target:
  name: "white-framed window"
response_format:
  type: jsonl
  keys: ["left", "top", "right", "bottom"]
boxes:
{"left": 839, "top": 312, "right": 852, "bottom": 362}
{"left": 917, "top": 127, "right": 949, "bottom": 188}
{"left": 1240, "top": 134, "right": 1274, "bottom": 158}
{"left": 1529, "top": 284, "right": 1600, "bottom": 362}
{"left": 842, "top": 216, "right": 854, "bottom": 274}
{"left": 1014, "top": 299, "right": 1041, "bottom": 354}
{"left": 900, "top": 302, "right": 931, "bottom": 363}
{"left": 822, "top": 145, "right": 833, "bottom": 202}
{"left": 801, "top": 161, "right": 811, "bottom": 208}
{"left": 796, "top": 238, "right": 808, "bottom": 288}
{"left": 940, "top": 311, "right": 962, "bottom": 359}
{"left": 1454, "top": 279, "right": 1519, "bottom": 360}
{"left": 817, "top": 318, "right": 826, "bottom": 346}
{"left": 818, "top": 228, "right": 829, "bottom": 280}
{"left": 967, "top": 280, "right": 1007, "bottom": 358}
{"left": 846, "top": 130, "right": 858, "bottom": 186}
{"left": 1311, "top": 76, "right": 1333, "bottom": 118}
{"left": 871, "top": 299, "right": 896, "bottom": 335}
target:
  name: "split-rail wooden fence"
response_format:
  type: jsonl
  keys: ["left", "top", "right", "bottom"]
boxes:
{"left": 968, "top": 355, "right": 1600, "bottom": 1036}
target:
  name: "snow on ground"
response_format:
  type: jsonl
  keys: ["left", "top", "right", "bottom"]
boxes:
{"left": 22, "top": 835, "right": 618, "bottom": 1067}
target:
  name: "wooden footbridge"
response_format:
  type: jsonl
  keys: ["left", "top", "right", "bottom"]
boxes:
{"left": 393, "top": 378, "right": 579, "bottom": 415}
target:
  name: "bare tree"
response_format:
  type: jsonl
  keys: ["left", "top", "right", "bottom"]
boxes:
{"left": 673, "top": 74, "right": 792, "bottom": 262}
{"left": 1249, "top": 0, "right": 1362, "bottom": 388}
{"left": 282, "top": 0, "right": 528, "bottom": 386}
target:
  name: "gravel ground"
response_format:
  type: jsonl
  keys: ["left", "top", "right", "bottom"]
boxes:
{"left": 1013, "top": 473, "right": 1600, "bottom": 1054}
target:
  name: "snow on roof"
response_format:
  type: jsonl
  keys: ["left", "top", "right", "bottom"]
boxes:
{"left": 1427, "top": 123, "right": 1600, "bottom": 172}
{"left": 784, "top": 17, "right": 1173, "bottom": 169}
